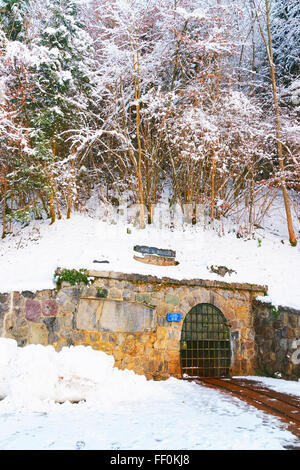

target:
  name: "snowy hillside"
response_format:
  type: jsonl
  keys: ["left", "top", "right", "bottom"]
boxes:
{"left": 0, "top": 195, "right": 299, "bottom": 309}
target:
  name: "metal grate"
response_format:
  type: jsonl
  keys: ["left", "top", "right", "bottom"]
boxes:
{"left": 180, "top": 303, "right": 231, "bottom": 378}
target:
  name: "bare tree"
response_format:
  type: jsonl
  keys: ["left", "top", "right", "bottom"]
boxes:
{"left": 251, "top": 0, "right": 297, "bottom": 246}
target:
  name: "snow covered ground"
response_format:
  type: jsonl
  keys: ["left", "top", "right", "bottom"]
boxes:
{"left": 0, "top": 195, "right": 299, "bottom": 449}
{"left": 0, "top": 339, "right": 299, "bottom": 450}
{"left": 0, "top": 193, "right": 299, "bottom": 308}
{"left": 235, "top": 376, "right": 300, "bottom": 398}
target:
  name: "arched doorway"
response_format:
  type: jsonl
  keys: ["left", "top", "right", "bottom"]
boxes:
{"left": 180, "top": 303, "right": 231, "bottom": 378}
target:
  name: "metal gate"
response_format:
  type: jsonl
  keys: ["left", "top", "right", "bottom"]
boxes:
{"left": 180, "top": 303, "right": 231, "bottom": 378}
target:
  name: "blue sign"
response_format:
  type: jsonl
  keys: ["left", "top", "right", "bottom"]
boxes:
{"left": 167, "top": 313, "right": 181, "bottom": 322}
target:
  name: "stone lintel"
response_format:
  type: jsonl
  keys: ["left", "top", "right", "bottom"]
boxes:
{"left": 76, "top": 298, "right": 156, "bottom": 333}
{"left": 85, "top": 270, "right": 268, "bottom": 294}
{"left": 80, "top": 296, "right": 157, "bottom": 309}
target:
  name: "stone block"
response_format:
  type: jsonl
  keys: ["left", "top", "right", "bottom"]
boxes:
{"left": 60, "top": 302, "right": 76, "bottom": 313}
{"left": 63, "top": 287, "right": 82, "bottom": 300}
{"left": 165, "top": 294, "right": 180, "bottom": 306}
{"left": 136, "top": 293, "right": 151, "bottom": 304}
{"left": 156, "top": 327, "right": 168, "bottom": 340}
{"left": 101, "top": 301, "right": 155, "bottom": 332}
{"left": 167, "top": 340, "right": 180, "bottom": 351}
{"left": 157, "top": 317, "right": 169, "bottom": 327}
{"left": 56, "top": 291, "right": 71, "bottom": 305}
{"left": 60, "top": 313, "right": 73, "bottom": 329}
{"left": 179, "top": 300, "right": 191, "bottom": 316}
{"left": 35, "top": 289, "right": 55, "bottom": 300}
{"left": 154, "top": 328, "right": 167, "bottom": 350}
{"left": 28, "top": 323, "right": 48, "bottom": 345}
{"left": 167, "top": 329, "right": 181, "bottom": 341}
{"left": 186, "top": 295, "right": 196, "bottom": 307}
{"left": 289, "top": 315, "right": 298, "bottom": 328}
{"left": 5, "top": 314, "right": 14, "bottom": 332}
{"left": 89, "top": 332, "right": 100, "bottom": 342}
{"left": 273, "top": 319, "right": 283, "bottom": 330}
{"left": 149, "top": 297, "right": 161, "bottom": 306}
{"left": 75, "top": 299, "right": 98, "bottom": 330}
{"left": 42, "top": 300, "right": 59, "bottom": 317}
{"left": 43, "top": 317, "right": 60, "bottom": 333}
{"left": 71, "top": 331, "right": 87, "bottom": 342}
{"left": 122, "top": 291, "right": 134, "bottom": 301}
{"left": 0, "top": 296, "right": 9, "bottom": 316}
{"left": 25, "top": 299, "right": 41, "bottom": 322}
{"left": 123, "top": 341, "right": 137, "bottom": 355}
{"left": 109, "top": 288, "right": 122, "bottom": 300}
{"left": 21, "top": 291, "right": 35, "bottom": 299}
{"left": 86, "top": 285, "right": 97, "bottom": 295}
{"left": 75, "top": 298, "right": 156, "bottom": 333}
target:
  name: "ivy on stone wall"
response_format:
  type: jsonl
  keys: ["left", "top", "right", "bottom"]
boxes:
{"left": 54, "top": 268, "right": 90, "bottom": 288}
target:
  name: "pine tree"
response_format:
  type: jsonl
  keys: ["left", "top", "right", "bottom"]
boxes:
{"left": 271, "top": 0, "right": 300, "bottom": 81}
{"left": 0, "top": 0, "right": 29, "bottom": 41}
{"left": 28, "top": 0, "right": 98, "bottom": 221}
{"left": 30, "top": 0, "right": 97, "bottom": 155}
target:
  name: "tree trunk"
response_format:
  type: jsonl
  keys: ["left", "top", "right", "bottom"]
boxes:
{"left": 2, "top": 192, "right": 6, "bottom": 239}
{"left": 49, "top": 193, "right": 56, "bottom": 225}
{"left": 211, "top": 152, "right": 216, "bottom": 219}
{"left": 133, "top": 48, "right": 145, "bottom": 229}
{"left": 264, "top": 0, "right": 296, "bottom": 246}
{"left": 39, "top": 191, "right": 50, "bottom": 218}
{"left": 67, "top": 159, "right": 75, "bottom": 219}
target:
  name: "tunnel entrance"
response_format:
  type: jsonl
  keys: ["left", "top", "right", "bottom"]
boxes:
{"left": 180, "top": 303, "right": 231, "bottom": 378}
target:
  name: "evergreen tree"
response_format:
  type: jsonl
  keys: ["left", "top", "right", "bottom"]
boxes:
{"left": 271, "top": 0, "right": 300, "bottom": 81}
{"left": 30, "top": 0, "right": 97, "bottom": 162}
{"left": 0, "top": 0, "right": 29, "bottom": 41}
{"left": 25, "top": 0, "right": 98, "bottom": 222}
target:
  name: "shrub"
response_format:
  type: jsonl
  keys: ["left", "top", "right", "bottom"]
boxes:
{"left": 54, "top": 268, "right": 90, "bottom": 288}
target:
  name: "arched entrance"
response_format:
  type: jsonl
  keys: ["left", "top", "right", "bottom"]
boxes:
{"left": 180, "top": 303, "right": 231, "bottom": 378}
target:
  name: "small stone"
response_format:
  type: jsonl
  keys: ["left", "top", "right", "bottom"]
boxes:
{"left": 209, "top": 265, "right": 237, "bottom": 277}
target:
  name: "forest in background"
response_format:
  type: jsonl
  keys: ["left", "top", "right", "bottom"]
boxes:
{"left": 0, "top": 0, "right": 299, "bottom": 244}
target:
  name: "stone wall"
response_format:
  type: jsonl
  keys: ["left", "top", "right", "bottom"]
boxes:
{"left": 0, "top": 271, "right": 267, "bottom": 380}
{"left": 253, "top": 299, "right": 300, "bottom": 380}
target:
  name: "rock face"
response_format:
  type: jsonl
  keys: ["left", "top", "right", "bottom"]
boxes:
{"left": 0, "top": 271, "right": 274, "bottom": 380}
{"left": 253, "top": 300, "right": 300, "bottom": 380}
{"left": 209, "top": 265, "right": 237, "bottom": 277}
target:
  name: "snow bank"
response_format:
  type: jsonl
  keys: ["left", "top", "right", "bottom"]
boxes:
{"left": 0, "top": 339, "right": 170, "bottom": 410}
{"left": 0, "top": 340, "right": 299, "bottom": 450}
